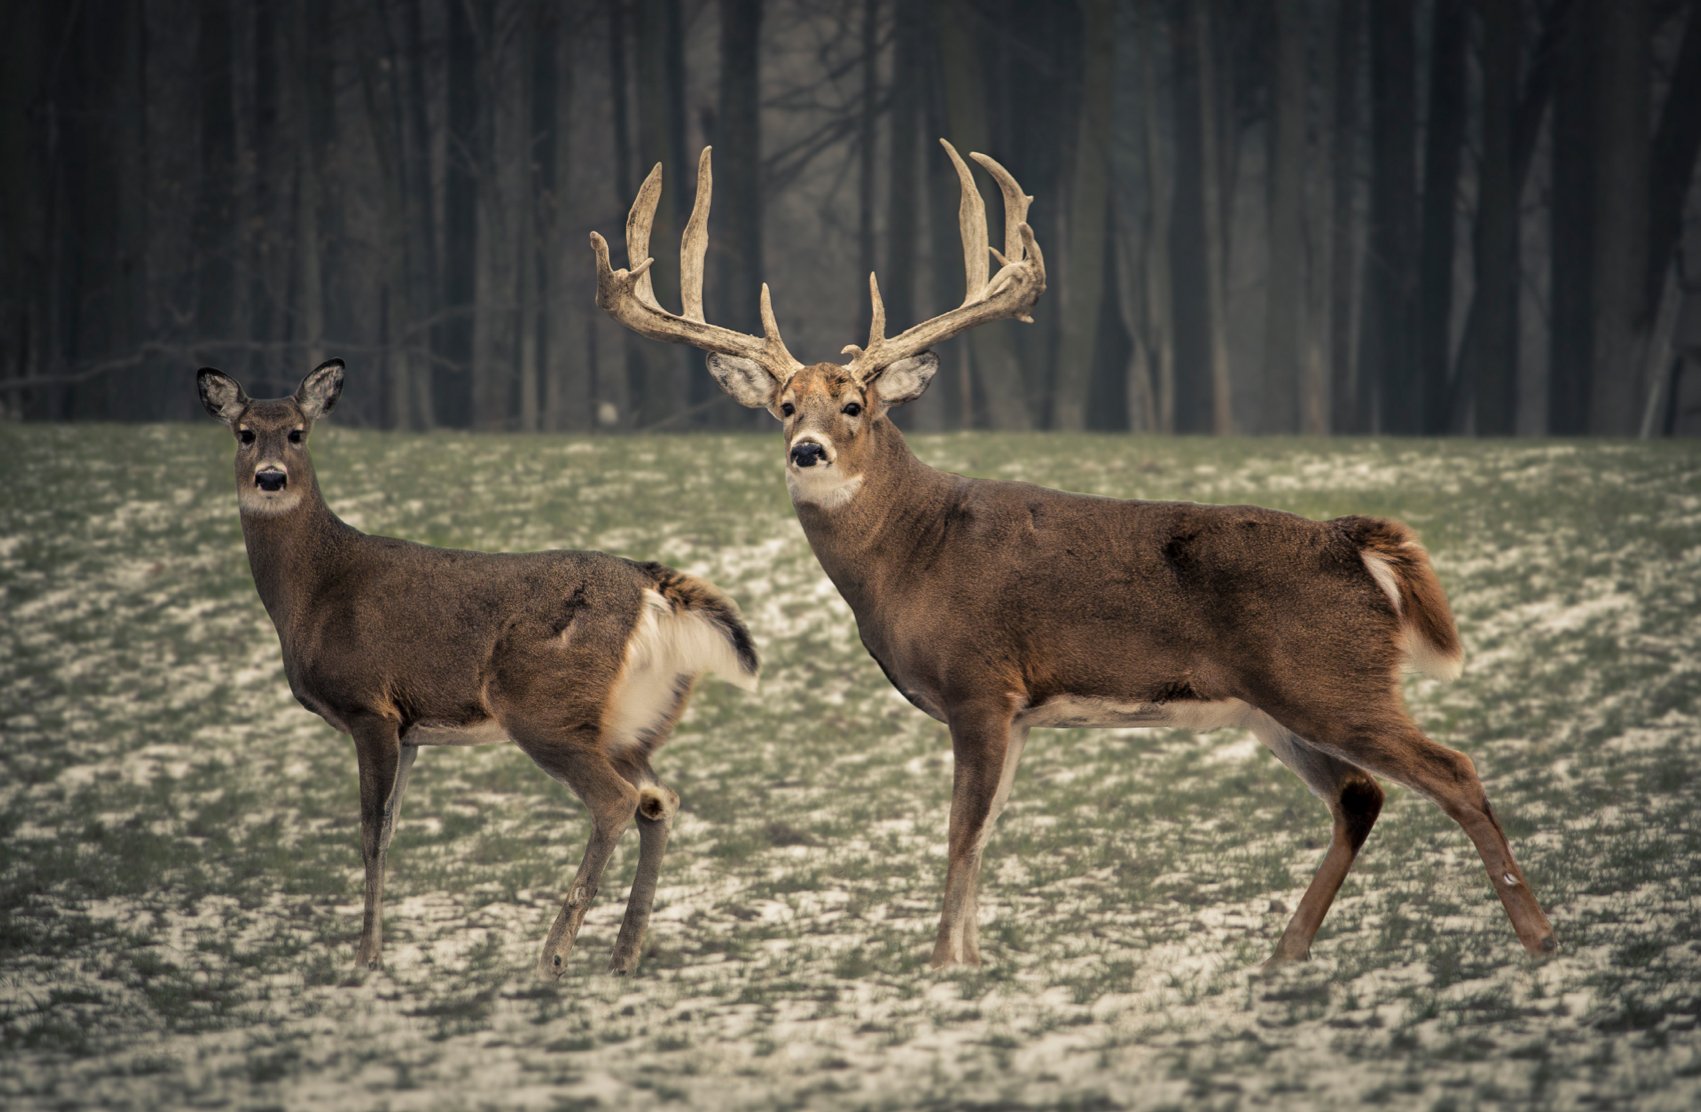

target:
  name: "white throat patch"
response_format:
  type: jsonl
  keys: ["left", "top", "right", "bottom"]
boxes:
{"left": 237, "top": 487, "right": 306, "bottom": 516}
{"left": 788, "top": 468, "right": 863, "bottom": 510}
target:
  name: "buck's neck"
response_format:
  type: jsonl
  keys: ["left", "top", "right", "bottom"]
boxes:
{"left": 791, "top": 419, "right": 959, "bottom": 614}
{"left": 238, "top": 468, "right": 354, "bottom": 633}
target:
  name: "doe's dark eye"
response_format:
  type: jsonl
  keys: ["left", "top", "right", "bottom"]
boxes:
{"left": 842, "top": 402, "right": 863, "bottom": 417}
{"left": 238, "top": 429, "right": 255, "bottom": 446}
{"left": 780, "top": 402, "right": 795, "bottom": 417}
{"left": 288, "top": 429, "right": 303, "bottom": 444}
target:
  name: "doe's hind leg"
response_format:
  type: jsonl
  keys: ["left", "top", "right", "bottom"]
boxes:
{"left": 609, "top": 770, "right": 680, "bottom": 975}
{"left": 512, "top": 727, "right": 640, "bottom": 980}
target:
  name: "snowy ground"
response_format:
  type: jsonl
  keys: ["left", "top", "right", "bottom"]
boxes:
{"left": 2, "top": 425, "right": 1698, "bottom": 1109}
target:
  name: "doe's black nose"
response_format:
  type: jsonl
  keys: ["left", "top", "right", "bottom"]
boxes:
{"left": 255, "top": 468, "right": 288, "bottom": 492}
{"left": 790, "top": 441, "right": 828, "bottom": 468}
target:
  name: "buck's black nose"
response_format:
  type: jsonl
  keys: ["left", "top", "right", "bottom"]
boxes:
{"left": 790, "top": 441, "right": 827, "bottom": 468}
{"left": 255, "top": 468, "right": 288, "bottom": 492}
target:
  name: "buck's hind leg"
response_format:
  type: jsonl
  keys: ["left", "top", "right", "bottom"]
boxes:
{"left": 1248, "top": 715, "right": 1383, "bottom": 966}
{"left": 1304, "top": 714, "right": 1557, "bottom": 956}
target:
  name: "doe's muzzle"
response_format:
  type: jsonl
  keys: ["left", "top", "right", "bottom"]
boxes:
{"left": 255, "top": 467, "right": 288, "bottom": 492}
{"left": 790, "top": 441, "right": 828, "bottom": 468}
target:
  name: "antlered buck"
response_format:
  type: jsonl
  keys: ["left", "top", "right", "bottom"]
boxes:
{"left": 198, "top": 361, "right": 758, "bottom": 977}
{"left": 592, "top": 142, "right": 1557, "bottom": 968}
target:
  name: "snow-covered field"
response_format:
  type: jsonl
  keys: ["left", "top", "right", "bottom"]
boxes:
{"left": 3, "top": 425, "right": 1698, "bottom": 1108}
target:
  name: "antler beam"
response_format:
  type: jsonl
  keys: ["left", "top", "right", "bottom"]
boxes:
{"left": 591, "top": 147, "right": 801, "bottom": 379}
{"left": 843, "top": 138, "right": 1047, "bottom": 380}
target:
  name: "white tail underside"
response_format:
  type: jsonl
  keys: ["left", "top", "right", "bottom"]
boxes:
{"left": 1360, "top": 551, "right": 1464, "bottom": 681}
{"left": 605, "top": 589, "right": 758, "bottom": 753}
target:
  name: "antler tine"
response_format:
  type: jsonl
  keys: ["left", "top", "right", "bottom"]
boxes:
{"left": 940, "top": 138, "right": 990, "bottom": 304}
{"left": 842, "top": 272, "right": 888, "bottom": 364}
{"left": 969, "top": 151, "right": 1033, "bottom": 264}
{"left": 592, "top": 148, "right": 801, "bottom": 380}
{"left": 757, "top": 283, "right": 799, "bottom": 366}
{"left": 867, "top": 272, "right": 887, "bottom": 349}
{"left": 844, "top": 140, "right": 1046, "bottom": 379}
{"left": 681, "top": 147, "right": 713, "bottom": 322}
{"left": 627, "top": 163, "right": 664, "bottom": 308}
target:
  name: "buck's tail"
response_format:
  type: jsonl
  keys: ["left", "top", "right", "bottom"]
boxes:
{"left": 1339, "top": 517, "right": 1464, "bottom": 681}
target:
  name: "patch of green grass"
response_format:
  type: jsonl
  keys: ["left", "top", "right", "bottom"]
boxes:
{"left": 2, "top": 426, "right": 1699, "bottom": 1107}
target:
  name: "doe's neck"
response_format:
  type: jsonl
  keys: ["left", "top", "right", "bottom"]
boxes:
{"left": 238, "top": 469, "right": 352, "bottom": 630}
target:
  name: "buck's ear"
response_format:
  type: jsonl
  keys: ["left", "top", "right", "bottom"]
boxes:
{"left": 869, "top": 352, "right": 939, "bottom": 407}
{"left": 197, "top": 368, "right": 248, "bottom": 424}
{"left": 295, "top": 358, "right": 345, "bottom": 421}
{"left": 706, "top": 354, "right": 779, "bottom": 410}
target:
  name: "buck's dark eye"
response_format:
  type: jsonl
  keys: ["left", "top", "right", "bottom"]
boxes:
{"left": 780, "top": 402, "right": 796, "bottom": 417}
{"left": 238, "top": 429, "right": 255, "bottom": 446}
{"left": 288, "top": 429, "right": 303, "bottom": 444}
{"left": 842, "top": 402, "right": 862, "bottom": 417}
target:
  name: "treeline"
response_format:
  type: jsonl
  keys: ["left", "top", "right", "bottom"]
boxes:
{"left": 2, "top": 0, "right": 1698, "bottom": 435}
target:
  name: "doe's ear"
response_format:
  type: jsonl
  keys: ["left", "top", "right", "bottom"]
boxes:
{"left": 706, "top": 353, "right": 781, "bottom": 411}
{"left": 295, "top": 358, "right": 345, "bottom": 421}
{"left": 197, "top": 368, "right": 248, "bottom": 424}
{"left": 868, "top": 352, "right": 939, "bottom": 408}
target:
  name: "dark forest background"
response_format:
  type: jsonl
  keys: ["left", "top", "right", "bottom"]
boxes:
{"left": 3, "top": 0, "right": 1699, "bottom": 435}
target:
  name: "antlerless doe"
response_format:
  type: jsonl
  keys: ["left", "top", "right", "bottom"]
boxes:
{"left": 198, "top": 361, "right": 758, "bottom": 977}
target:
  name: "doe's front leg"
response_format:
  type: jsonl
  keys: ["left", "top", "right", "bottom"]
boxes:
{"left": 350, "top": 717, "right": 405, "bottom": 973}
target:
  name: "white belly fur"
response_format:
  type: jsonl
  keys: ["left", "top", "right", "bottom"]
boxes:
{"left": 1018, "top": 695, "right": 1259, "bottom": 732}
{"left": 402, "top": 719, "right": 513, "bottom": 747}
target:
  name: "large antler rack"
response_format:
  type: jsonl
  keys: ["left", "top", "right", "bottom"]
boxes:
{"left": 842, "top": 139, "right": 1047, "bottom": 382}
{"left": 590, "top": 147, "right": 802, "bottom": 382}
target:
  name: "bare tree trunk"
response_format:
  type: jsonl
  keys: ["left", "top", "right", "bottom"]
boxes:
{"left": 934, "top": 0, "right": 1031, "bottom": 429}
{"left": 471, "top": 0, "right": 527, "bottom": 431}
{"left": 1169, "top": 0, "right": 1223, "bottom": 433}
{"left": 633, "top": 0, "right": 687, "bottom": 427}
{"left": 443, "top": 0, "right": 479, "bottom": 424}
{"left": 884, "top": 0, "right": 934, "bottom": 429}
{"left": 1646, "top": 4, "right": 1701, "bottom": 326}
{"left": 0, "top": 0, "right": 50, "bottom": 412}
{"left": 358, "top": 0, "right": 412, "bottom": 428}
{"left": 854, "top": 0, "right": 879, "bottom": 344}
{"left": 196, "top": 0, "right": 237, "bottom": 378}
{"left": 515, "top": 5, "right": 542, "bottom": 434}
{"left": 1052, "top": 0, "right": 1114, "bottom": 431}
{"left": 1549, "top": 0, "right": 1595, "bottom": 434}
{"left": 1417, "top": 0, "right": 1466, "bottom": 434}
{"left": 1118, "top": 0, "right": 1173, "bottom": 433}
{"left": 1360, "top": 0, "right": 1417, "bottom": 433}
{"left": 146, "top": 0, "right": 199, "bottom": 417}
{"left": 1589, "top": 0, "right": 1651, "bottom": 435}
{"left": 402, "top": 0, "right": 438, "bottom": 429}
{"left": 540, "top": 7, "right": 591, "bottom": 432}
{"left": 601, "top": 0, "right": 635, "bottom": 429}
{"left": 1449, "top": 0, "right": 1567, "bottom": 431}
{"left": 1329, "top": 0, "right": 1364, "bottom": 433}
{"left": 1465, "top": 0, "right": 1521, "bottom": 435}
{"left": 1262, "top": 0, "right": 1307, "bottom": 434}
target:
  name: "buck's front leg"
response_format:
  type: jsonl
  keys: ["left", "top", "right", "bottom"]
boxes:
{"left": 350, "top": 716, "right": 405, "bottom": 972}
{"left": 932, "top": 703, "right": 1022, "bottom": 968}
